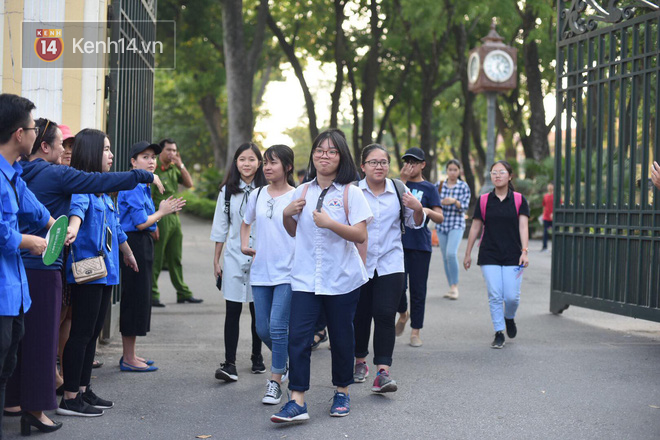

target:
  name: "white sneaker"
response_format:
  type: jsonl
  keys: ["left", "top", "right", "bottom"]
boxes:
{"left": 262, "top": 380, "right": 282, "bottom": 405}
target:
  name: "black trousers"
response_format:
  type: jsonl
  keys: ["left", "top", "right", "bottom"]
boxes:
{"left": 120, "top": 231, "right": 153, "bottom": 336}
{"left": 0, "top": 310, "right": 24, "bottom": 440}
{"left": 542, "top": 220, "right": 553, "bottom": 249}
{"left": 62, "top": 284, "right": 112, "bottom": 393}
{"left": 397, "top": 249, "right": 433, "bottom": 329}
{"left": 354, "top": 271, "right": 405, "bottom": 366}
{"left": 224, "top": 300, "right": 261, "bottom": 364}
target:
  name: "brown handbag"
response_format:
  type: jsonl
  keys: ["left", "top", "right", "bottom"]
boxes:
{"left": 70, "top": 206, "right": 108, "bottom": 284}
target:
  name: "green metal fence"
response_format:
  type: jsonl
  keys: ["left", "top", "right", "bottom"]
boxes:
{"left": 551, "top": 1, "right": 660, "bottom": 322}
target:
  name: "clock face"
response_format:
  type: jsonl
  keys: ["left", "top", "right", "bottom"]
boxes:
{"left": 468, "top": 52, "right": 480, "bottom": 84}
{"left": 483, "top": 50, "right": 514, "bottom": 83}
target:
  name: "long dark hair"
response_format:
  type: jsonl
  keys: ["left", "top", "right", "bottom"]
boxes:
{"left": 220, "top": 142, "right": 267, "bottom": 196}
{"left": 306, "top": 128, "right": 359, "bottom": 185}
{"left": 264, "top": 144, "right": 295, "bottom": 187}
{"left": 30, "top": 118, "right": 59, "bottom": 156}
{"left": 491, "top": 160, "right": 515, "bottom": 191}
{"left": 70, "top": 128, "right": 107, "bottom": 173}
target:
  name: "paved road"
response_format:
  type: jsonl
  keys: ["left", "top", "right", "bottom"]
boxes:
{"left": 7, "top": 214, "right": 660, "bottom": 439}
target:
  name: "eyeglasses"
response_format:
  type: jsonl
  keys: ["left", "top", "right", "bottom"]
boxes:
{"left": 313, "top": 148, "right": 339, "bottom": 159}
{"left": 364, "top": 160, "right": 390, "bottom": 168}
{"left": 266, "top": 198, "right": 275, "bottom": 219}
{"left": 490, "top": 170, "right": 509, "bottom": 176}
{"left": 11, "top": 126, "right": 40, "bottom": 136}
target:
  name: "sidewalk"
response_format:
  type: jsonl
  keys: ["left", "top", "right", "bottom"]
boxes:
{"left": 7, "top": 214, "right": 660, "bottom": 439}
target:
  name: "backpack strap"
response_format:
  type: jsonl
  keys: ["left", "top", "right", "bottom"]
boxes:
{"left": 224, "top": 186, "right": 231, "bottom": 223}
{"left": 513, "top": 191, "right": 522, "bottom": 214}
{"left": 479, "top": 191, "right": 523, "bottom": 245}
{"left": 300, "top": 182, "right": 309, "bottom": 200}
{"left": 257, "top": 186, "right": 264, "bottom": 202}
{"left": 391, "top": 178, "right": 406, "bottom": 235}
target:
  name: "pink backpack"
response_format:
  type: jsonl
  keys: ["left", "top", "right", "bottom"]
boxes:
{"left": 479, "top": 192, "right": 522, "bottom": 245}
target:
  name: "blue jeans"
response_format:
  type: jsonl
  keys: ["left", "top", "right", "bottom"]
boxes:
{"left": 437, "top": 228, "right": 464, "bottom": 287}
{"left": 288, "top": 289, "right": 360, "bottom": 392}
{"left": 480, "top": 265, "right": 523, "bottom": 332}
{"left": 251, "top": 284, "right": 292, "bottom": 374}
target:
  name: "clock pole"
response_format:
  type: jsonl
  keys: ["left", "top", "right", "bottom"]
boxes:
{"left": 483, "top": 92, "right": 497, "bottom": 194}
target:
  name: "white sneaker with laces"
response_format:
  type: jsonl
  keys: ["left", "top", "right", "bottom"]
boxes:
{"left": 262, "top": 380, "right": 282, "bottom": 405}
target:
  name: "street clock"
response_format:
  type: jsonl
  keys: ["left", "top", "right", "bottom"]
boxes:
{"left": 467, "top": 21, "right": 517, "bottom": 93}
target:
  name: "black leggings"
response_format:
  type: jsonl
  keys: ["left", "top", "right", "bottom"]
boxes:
{"left": 224, "top": 300, "right": 261, "bottom": 364}
{"left": 354, "top": 272, "right": 405, "bottom": 366}
{"left": 63, "top": 284, "right": 112, "bottom": 392}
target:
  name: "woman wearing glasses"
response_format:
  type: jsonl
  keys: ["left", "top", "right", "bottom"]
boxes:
{"left": 352, "top": 144, "right": 425, "bottom": 393}
{"left": 240, "top": 144, "right": 296, "bottom": 405}
{"left": 272, "top": 129, "right": 372, "bottom": 423}
{"left": 463, "top": 160, "right": 529, "bottom": 349}
{"left": 395, "top": 147, "right": 444, "bottom": 348}
{"left": 211, "top": 143, "right": 267, "bottom": 382}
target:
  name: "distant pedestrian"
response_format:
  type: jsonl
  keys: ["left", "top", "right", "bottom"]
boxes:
{"left": 436, "top": 159, "right": 471, "bottom": 300}
{"left": 541, "top": 182, "right": 554, "bottom": 252}
{"left": 211, "top": 143, "right": 267, "bottom": 382}
{"left": 463, "top": 160, "right": 530, "bottom": 349}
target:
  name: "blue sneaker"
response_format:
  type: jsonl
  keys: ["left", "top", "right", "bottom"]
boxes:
{"left": 330, "top": 391, "right": 350, "bottom": 417}
{"left": 270, "top": 400, "right": 309, "bottom": 423}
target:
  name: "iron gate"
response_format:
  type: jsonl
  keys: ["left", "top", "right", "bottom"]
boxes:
{"left": 550, "top": 0, "right": 660, "bottom": 321}
{"left": 551, "top": 1, "right": 660, "bottom": 321}
{"left": 104, "top": 0, "right": 157, "bottom": 337}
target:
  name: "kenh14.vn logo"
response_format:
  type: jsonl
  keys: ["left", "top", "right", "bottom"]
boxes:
{"left": 34, "top": 28, "right": 63, "bottom": 62}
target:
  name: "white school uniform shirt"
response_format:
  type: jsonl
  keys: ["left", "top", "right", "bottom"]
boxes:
{"left": 243, "top": 185, "right": 296, "bottom": 286}
{"left": 290, "top": 178, "right": 373, "bottom": 295}
{"left": 210, "top": 180, "right": 255, "bottom": 303}
{"left": 358, "top": 178, "right": 426, "bottom": 279}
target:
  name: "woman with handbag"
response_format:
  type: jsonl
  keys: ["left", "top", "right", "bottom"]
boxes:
{"left": 352, "top": 144, "right": 425, "bottom": 393}
{"left": 463, "top": 160, "right": 530, "bottom": 349}
{"left": 272, "top": 129, "right": 372, "bottom": 423}
{"left": 240, "top": 144, "right": 296, "bottom": 405}
{"left": 58, "top": 129, "right": 140, "bottom": 417}
{"left": 211, "top": 142, "right": 267, "bottom": 382}
{"left": 118, "top": 141, "right": 185, "bottom": 372}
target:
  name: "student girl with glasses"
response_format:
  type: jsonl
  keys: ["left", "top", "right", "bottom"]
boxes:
{"left": 272, "top": 129, "right": 372, "bottom": 423}
{"left": 211, "top": 143, "right": 267, "bottom": 382}
{"left": 240, "top": 145, "right": 296, "bottom": 405}
{"left": 463, "top": 160, "right": 530, "bottom": 349}
{"left": 352, "top": 144, "right": 425, "bottom": 393}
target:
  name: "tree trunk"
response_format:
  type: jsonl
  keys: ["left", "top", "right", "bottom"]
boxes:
{"left": 330, "top": 0, "right": 345, "bottom": 128}
{"left": 346, "top": 61, "right": 361, "bottom": 165}
{"left": 360, "top": 0, "right": 381, "bottom": 148}
{"left": 220, "top": 0, "right": 268, "bottom": 162}
{"left": 523, "top": 38, "right": 550, "bottom": 160}
{"left": 267, "top": 13, "right": 319, "bottom": 143}
{"left": 419, "top": 84, "right": 434, "bottom": 181}
{"left": 199, "top": 93, "right": 227, "bottom": 171}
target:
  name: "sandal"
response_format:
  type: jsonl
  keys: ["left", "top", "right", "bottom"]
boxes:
{"left": 311, "top": 330, "right": 328, "bottom": 350}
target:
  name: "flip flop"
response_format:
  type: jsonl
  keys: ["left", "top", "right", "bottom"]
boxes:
{"left": 119, "top": 360, "right": 158, "bottom": 372}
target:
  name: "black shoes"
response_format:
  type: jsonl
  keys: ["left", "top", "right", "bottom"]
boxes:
{"left": 215, "top": 363, "right": 238, "bottom": 382}
{"left": 177, "top": 297, "right": 203, "bottom": 304}
{"left": 151, "top": 299, "right": 166, "bottom": 308}
{"left": 20, "top": 412, "right": 63, "bottom": 435}
{"left": 251, "top": 354, "right": 266, "bottom": 374}
{"left": 491, "top": 331, "right": 505, "bottom": 349}
{"left": 82, "top": 386, "right": 114, "bottom": 409}
{"left": 505, "top": 318, "right": 517, "bottom": 339}
{"left": 56, "top": 393, "right": 104, "bottom": 417}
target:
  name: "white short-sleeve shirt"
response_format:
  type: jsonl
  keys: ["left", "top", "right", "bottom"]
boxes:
{"left": 290, "top": 178, "right": 373, "bottom": 295}
{"left": 358, "top": 178, "right": 426, "bottom": 279}
{"left": 243, "top": 185, "right": 296, "bottom": 286}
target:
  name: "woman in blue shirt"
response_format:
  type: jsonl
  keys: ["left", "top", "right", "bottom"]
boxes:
{"left": 58, "top": 129, "right": 139, "bottom": 418}
{"left": 118, "top": 141, "right": 184, "bottom": 372}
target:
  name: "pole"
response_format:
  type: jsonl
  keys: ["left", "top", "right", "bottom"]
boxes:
{"left": 481, "top": 92, "right": 497, "bottom": 194}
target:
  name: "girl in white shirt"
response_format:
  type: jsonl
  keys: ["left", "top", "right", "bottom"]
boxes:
{"left": 271, "top": 129, "right": 372, "bottom": 423}
{"left": 353, "top": 144, "right": 425, "bottom": 393}
{"left": 240, "top": 145, "right": 296, "bottom": 405}
{"left": 211, "top": 142, "right": 267, "bottom": 382}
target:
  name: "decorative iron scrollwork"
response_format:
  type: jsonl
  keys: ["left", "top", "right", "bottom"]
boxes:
{"left": 561, "top": 0, "right": 659, "bottom": 40}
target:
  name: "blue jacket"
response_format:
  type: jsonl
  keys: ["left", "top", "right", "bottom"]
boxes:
{"left": 19, "top": 158, "right": 153, "bottom": 270}
{"left": 0, "top": 156, "right": 50, "bottom": 316}
{"left": 66, "top": 193, "right": 127, "bottom": 286}
{"left": 118, "top": 183, "right": 156, "bottom": 232}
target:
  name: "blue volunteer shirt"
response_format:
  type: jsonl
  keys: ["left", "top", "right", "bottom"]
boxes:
{"left": 401, "top": 180, "right": 441, "bottom": 252}
{"left": 67, "top": 193, "right": 127, "bottom": 286}
{"left": 0, "top": 156, "right": 50, "bottom": 315}
{"left": 118, "top": 183, "right": 156, "bottom": 232}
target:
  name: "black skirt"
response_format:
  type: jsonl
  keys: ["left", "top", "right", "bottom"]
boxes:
{"left": 120, "top": 231, "right": 154, "bottom": 336}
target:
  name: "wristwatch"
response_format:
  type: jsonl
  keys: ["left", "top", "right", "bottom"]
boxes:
{"left": 522, "top": 248, "right": 529, "bottom": 254}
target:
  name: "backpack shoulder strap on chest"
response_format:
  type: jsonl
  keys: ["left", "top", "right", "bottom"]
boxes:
{"left": 513, "top": 191, "right": 522, "bottom": 214}
{"left": 391, "top": 179, "right": 406, "bottom": 234}
{"left": 224, "top": 186, "right": 231, "bottom": 222}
